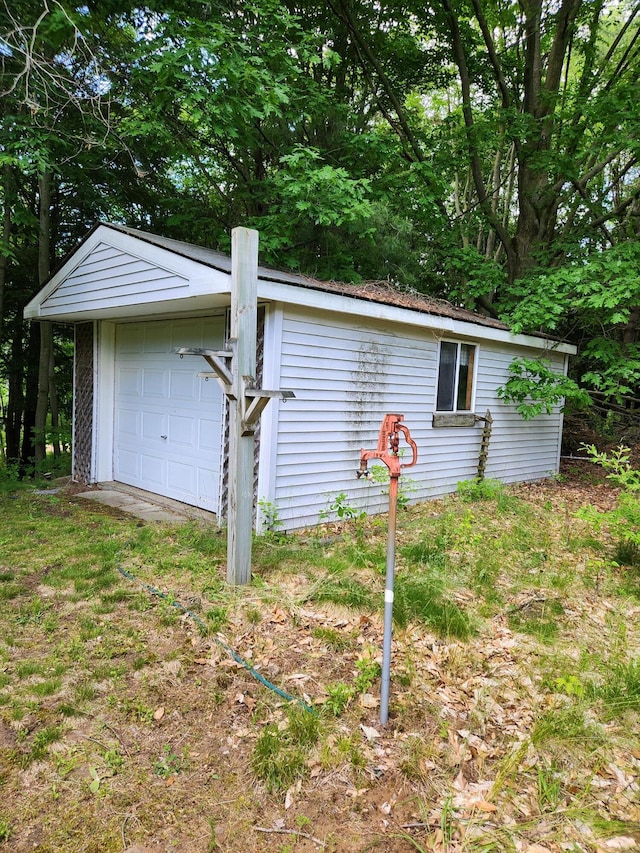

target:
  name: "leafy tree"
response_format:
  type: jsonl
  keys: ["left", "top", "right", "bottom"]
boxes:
{"left": 506, "top": 242, "right": 640, "bottom": 399}
{"left": 579, "top": 444, "right": 640, "bottom": 566}
{"left": 332, "top": 0, "right": 640, "bottom": 395}
{"left": 0, "top": 1, "right": 157, "bottom": 466}
{"left": 4, "top": 0, "right": 640, "bottom": 465}
{"left": 110, "top": 1, "right": 443, "bottom": 282}
{"left": 497, "top": 357, "right": 591, "bottom": 419}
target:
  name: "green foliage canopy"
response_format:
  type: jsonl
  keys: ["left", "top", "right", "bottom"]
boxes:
{"left": 3, "top": 0, "right": 640, "bottom": 464}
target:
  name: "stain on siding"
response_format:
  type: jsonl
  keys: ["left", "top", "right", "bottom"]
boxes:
{"left": 347, "top": 338, "right": 389, "bottom": 447}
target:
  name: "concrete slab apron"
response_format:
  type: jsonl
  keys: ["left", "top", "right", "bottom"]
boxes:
{"left": 75, "top": 484, "right": 216, "bottom": 524}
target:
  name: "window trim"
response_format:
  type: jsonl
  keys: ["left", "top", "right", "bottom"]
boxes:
{"left": 434, "top": 339, "right": 478, "bottom": 415}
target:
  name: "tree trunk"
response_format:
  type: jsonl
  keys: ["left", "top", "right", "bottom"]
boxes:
{"left": 514, "top": 0, "right": 582, "bottom": 276}
{"left": 6, "top": 326, "right": 24, "bottom": 468}
{"left": 34, "top": 168, "right": 53, "bottom": 466}
{"left": 49, "top": 346, "right": 60, "bottom": 457}
{"left": 34, "top": 322, "right": 53, "bottom": 465}
{"left": 0, "top": 165, "right": 9, "bottom": 462}
{"left": 21, "top": 323, "right": 40, "bottom": 469}
{"left": 0, "top": 163, "right": 11, "bottom": 348}
{"left": 623, "top": 306, "right": 640, "bottom": 345}
{"left": 441, "top": 0, "right": 518, "bottom": 281}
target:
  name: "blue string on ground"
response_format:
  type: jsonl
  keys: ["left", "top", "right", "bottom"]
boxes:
{"left": 116, "top": 565, "right": 315, "bottom": 713}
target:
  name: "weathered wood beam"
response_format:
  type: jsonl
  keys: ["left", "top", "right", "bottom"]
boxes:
{"left": 227, "top": 227, "right": 259, "bottom": 585}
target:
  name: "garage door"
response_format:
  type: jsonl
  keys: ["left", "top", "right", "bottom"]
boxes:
{"left": 114, "top": 318, "right": 225, "bottom": 512}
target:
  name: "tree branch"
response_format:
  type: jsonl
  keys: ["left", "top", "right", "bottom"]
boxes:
{"left": 326, "top": 0, "right": 450, "bottom": 219}
{"left": 590, "top": 184, "right": 640, "bottom": 228}
{"left": 544, "top": 0, "right": 583, "bottom": 103}
{"left": 328, "top": 0, "right": 426, "bottom": 165}
{"left": 442, "top": 0, "right": 517, "bottom": 278}
{"left": 469, "top": 0, "right": 512, "bottom": 110}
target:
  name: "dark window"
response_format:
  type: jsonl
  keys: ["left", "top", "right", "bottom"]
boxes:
{"left": 436, "top": 341, "right": 476, "bottom": 412}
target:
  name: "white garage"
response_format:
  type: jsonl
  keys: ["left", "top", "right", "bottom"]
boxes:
{"left": 114, "top": 318, "right": 225, "bottom": 512}
{"left": 25, "top": 222, "right": 576, "bottom": 531}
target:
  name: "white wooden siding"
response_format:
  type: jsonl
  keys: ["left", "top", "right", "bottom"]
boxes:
{"left": 41, "top": 242, "right": 191, "bottom": 314}
{"left": 272, "top": 309, "right": 566, "bottom": 530}
{"left": 475, "top": 344, "right": 564, "bottom": 483}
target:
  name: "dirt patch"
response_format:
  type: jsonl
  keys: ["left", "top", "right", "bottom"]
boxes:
{"left": 0, "top": 721, "right": 16, "bottom": 750}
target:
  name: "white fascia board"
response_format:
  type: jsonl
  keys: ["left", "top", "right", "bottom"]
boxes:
{"left": 256, "top": 278, "right": 577, "bottom": 355}
{"left": 28, "top": 293, "right": 232, "bottom": 323}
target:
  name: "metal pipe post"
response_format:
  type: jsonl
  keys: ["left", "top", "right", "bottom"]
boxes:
{"left": 380, "top": 472, "right": 399, "bottom": 725}
{"left": 357, "top": 413, "right": 417, "bottom": 726}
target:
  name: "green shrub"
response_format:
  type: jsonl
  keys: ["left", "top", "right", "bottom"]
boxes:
{"left": 579, "top": 445, "right": 640, "bottom": 567}
{"left": 457, "top": 478, "right": 504, "bottom": 502}
{"left": 323, "top": 682, "right": 352, "bottom": 716}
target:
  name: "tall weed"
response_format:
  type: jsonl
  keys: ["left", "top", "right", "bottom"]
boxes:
{"left": 587, "top": 659, "right": 640, "bottom": 719}
{"left": 579, "top": 445, "right": 640, "bottom": 569}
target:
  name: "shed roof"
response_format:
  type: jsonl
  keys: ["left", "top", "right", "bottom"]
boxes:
{"left": 24, "top": 222, "right": 575, "bottom": 354}
{"left": 106, "top": 223, "right": 510, "bottom": 333}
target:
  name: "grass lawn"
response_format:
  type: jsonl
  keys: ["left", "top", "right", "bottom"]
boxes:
{"left": 0, "top": 469, "right": 639, "bottom": 852}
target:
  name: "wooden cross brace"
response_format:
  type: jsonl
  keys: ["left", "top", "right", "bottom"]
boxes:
{"left": 242, "top": 376, "right": 295, "bottom": 434}
{"left": 175, "top": 346, "right": 295, "bottom": 436}
{"left": 174, "top": 346, "right": 234, "bottom": 397}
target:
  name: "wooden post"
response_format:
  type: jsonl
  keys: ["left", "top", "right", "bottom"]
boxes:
{"left": 476, "top": 409, "right": 493, "bottom": 481}
{"left": 227, "top": 227, "right": 259, "bottom": 585}
{"left": 173, "top": 227, "right": 293, "bottom": 584}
